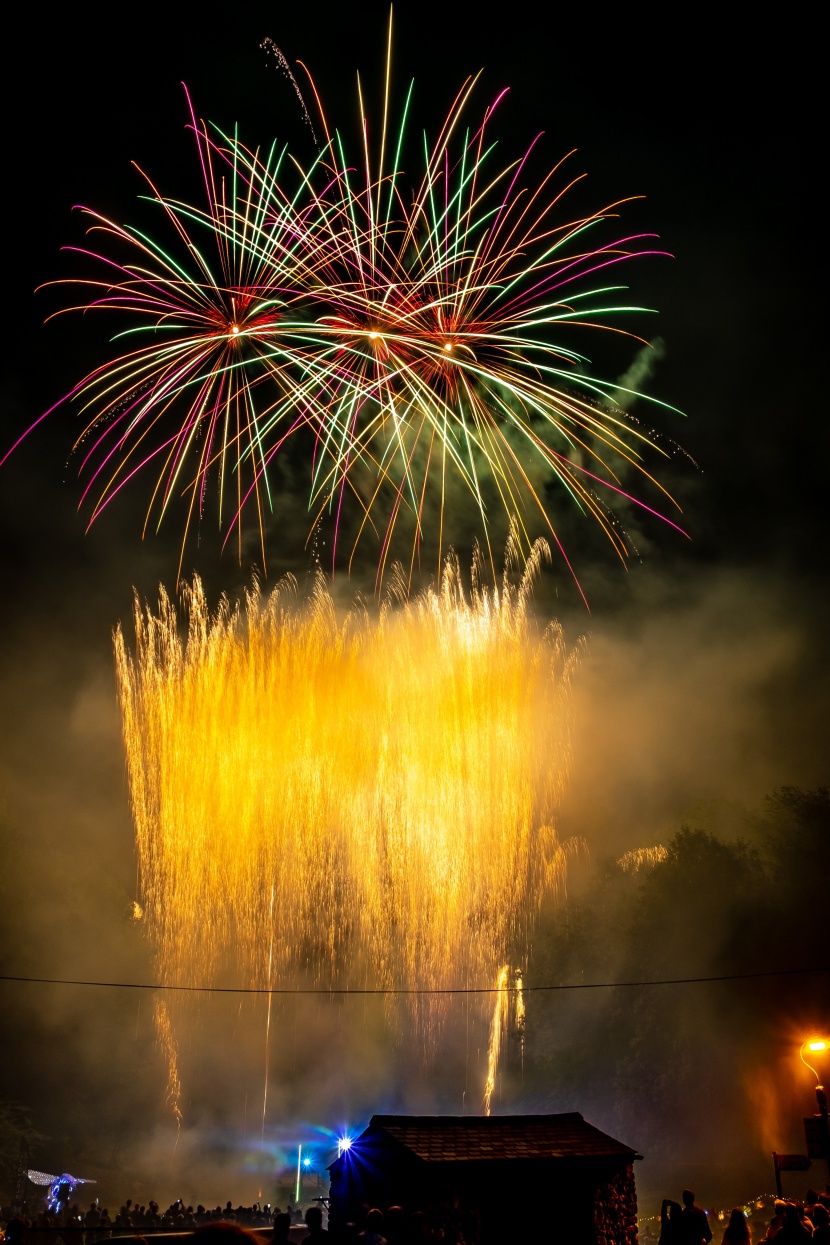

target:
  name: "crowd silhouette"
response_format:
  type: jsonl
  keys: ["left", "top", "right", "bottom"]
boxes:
{"left": 649, "top": 1186, "right": 830, "bottom": 1244}
{"left": 3, "top": 1199, "right": 475, "bottom": 1245}
{"left": 6, "top": 1185, "right": 830, "bottom": 1245}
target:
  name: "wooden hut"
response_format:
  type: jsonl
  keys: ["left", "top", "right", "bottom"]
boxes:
{"left": 328, "top": 1112, "right": 642, "bottom": 1245}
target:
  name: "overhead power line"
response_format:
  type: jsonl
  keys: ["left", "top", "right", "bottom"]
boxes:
{"left": 0, "top": 966, "right": 827, "bottom": 996}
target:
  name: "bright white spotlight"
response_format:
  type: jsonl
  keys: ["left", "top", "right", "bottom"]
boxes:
{"left": 337, "top": 1136, "right": 352, "bottom": 1156}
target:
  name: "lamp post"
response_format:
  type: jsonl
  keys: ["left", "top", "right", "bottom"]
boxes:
{"left": 800, "top": 1038, "right": 830, "bottom": 1190}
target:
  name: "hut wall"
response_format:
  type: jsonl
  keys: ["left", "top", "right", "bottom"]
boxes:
{"left": 593, "top": 1162, "right": 639, "bottom": 1245}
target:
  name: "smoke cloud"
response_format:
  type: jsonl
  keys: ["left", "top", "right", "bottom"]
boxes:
{"left": 1, "top": 454, "right": 827, "bottom": 1209}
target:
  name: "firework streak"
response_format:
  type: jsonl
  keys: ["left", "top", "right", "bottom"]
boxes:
{"left": 483, "top": 966, "right": 510, "bottom": 1116}
{"left": 12, "top": 32, "right": 686, "bottom": 591}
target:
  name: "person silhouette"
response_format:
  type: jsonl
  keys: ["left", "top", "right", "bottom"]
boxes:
{"left": 660, "top": 1198, "right": 682, "bottom": 1244}
{"left": 273, "top": 1212, "right": 292, "bottom": 1245}
{"left": 192, "top": 1223, "right": 263, "bottom": 1245}
{"left": 360, "top": 1209, "right": 387, "bottom": 1245}
{"left": 720, "top": 1208, "right": 750, "bottom": 1244}
{"left": 680, "top": 1190, "right": 712, "bottom": 1245}
{"left": 810, "top": 1203, "right": 830, "bottom": 1244}
{"left": 304, "top": 1206, "right": 329, "bottom": 1245}
{"left": 774, "top": 1203, "right": 813, "bottom": 1243}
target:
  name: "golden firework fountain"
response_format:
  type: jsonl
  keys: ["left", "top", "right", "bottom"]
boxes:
{"left": 116, "top": 538, "right": 579, "bottom": 1119}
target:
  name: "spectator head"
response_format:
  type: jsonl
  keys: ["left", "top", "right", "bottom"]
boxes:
{"left": 384, "top": 1207, "right": 403, "bottom": 1239}
{"left": 682, "top": 1190, "right": 695, "bottom": 1208}
{"left": 366, "top": 1210, "right": 384, "bottom": 1232}
{"left": 194, "top": 1223, "right": 263, "bottom": 1245}
{"left": 409, "top": 1212, "right": 428, "bottom": 1239}
{"left": 273, "top": 1213, "right": 292, "bottom": 1241}
{"left": 305, "top": 1207, "right": 323, "bottom": 1231}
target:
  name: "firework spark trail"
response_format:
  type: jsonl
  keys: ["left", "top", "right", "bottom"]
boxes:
{"left": 153, "top": 996, "right": 183, "bottom": 1135}
{"left": 261, "top": 882, "right": 276, "bottom": 1138}
{"left": 515, "top": 966, "right": 526, "bottom": 1081}
{"left": 115, "top": 538, "right": 578, "bottom": 1104}
{"left": 260, "top": 37, "right": 319, "bottom": 148}
{"left": 515, "top": 970, "right": 526, "bottom": 1034}
{"left": 483, "top": 965, "right": 509, "bottom": 1116}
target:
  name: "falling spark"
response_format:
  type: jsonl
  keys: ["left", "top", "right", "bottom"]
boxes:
{"left": 483, "top": 965, "right": 509, "bottom": 1116}
{"left": 261, "top": 883, "right": 276, "bottom": 1140}
{"left": 514, "top": 969, "right": 526, "bottom": 1035}
{"left": 260, "top": 36, "right": 319, "bottom": 146}
{"left": 153, "top": 996, "right": 183, "bottom": 1133}
{"left": 514, "top": 967, "right": 526, "bottom": 1080}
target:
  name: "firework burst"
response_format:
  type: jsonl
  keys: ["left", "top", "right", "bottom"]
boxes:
{"left": 36, "top": 91, "right": 335, "bottom": 577}
{"left": 7, "top": 21, "right": 686, "bottom": 594}
{"left": 287, "top": 36, "right": 687, "bottom": 594}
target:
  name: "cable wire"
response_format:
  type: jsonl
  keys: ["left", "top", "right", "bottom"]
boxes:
{"left": 0, "top": 965, "right": 828, "bottom": 995}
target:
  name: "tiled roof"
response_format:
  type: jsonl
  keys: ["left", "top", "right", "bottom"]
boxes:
{"left": 365, "top": 1114, "right": 638, "bottom": 1163}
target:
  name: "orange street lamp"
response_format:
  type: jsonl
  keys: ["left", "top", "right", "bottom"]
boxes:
{"left": 800, "top": 1037, "right": 830, "bottom": 1187}
{"left": 800, "top": 1038, "right": 829, "bottom": 1086}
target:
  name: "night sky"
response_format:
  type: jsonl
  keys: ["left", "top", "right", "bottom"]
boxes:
{"left": 1, "top": 0, "right": 827, "bottom": 1213}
